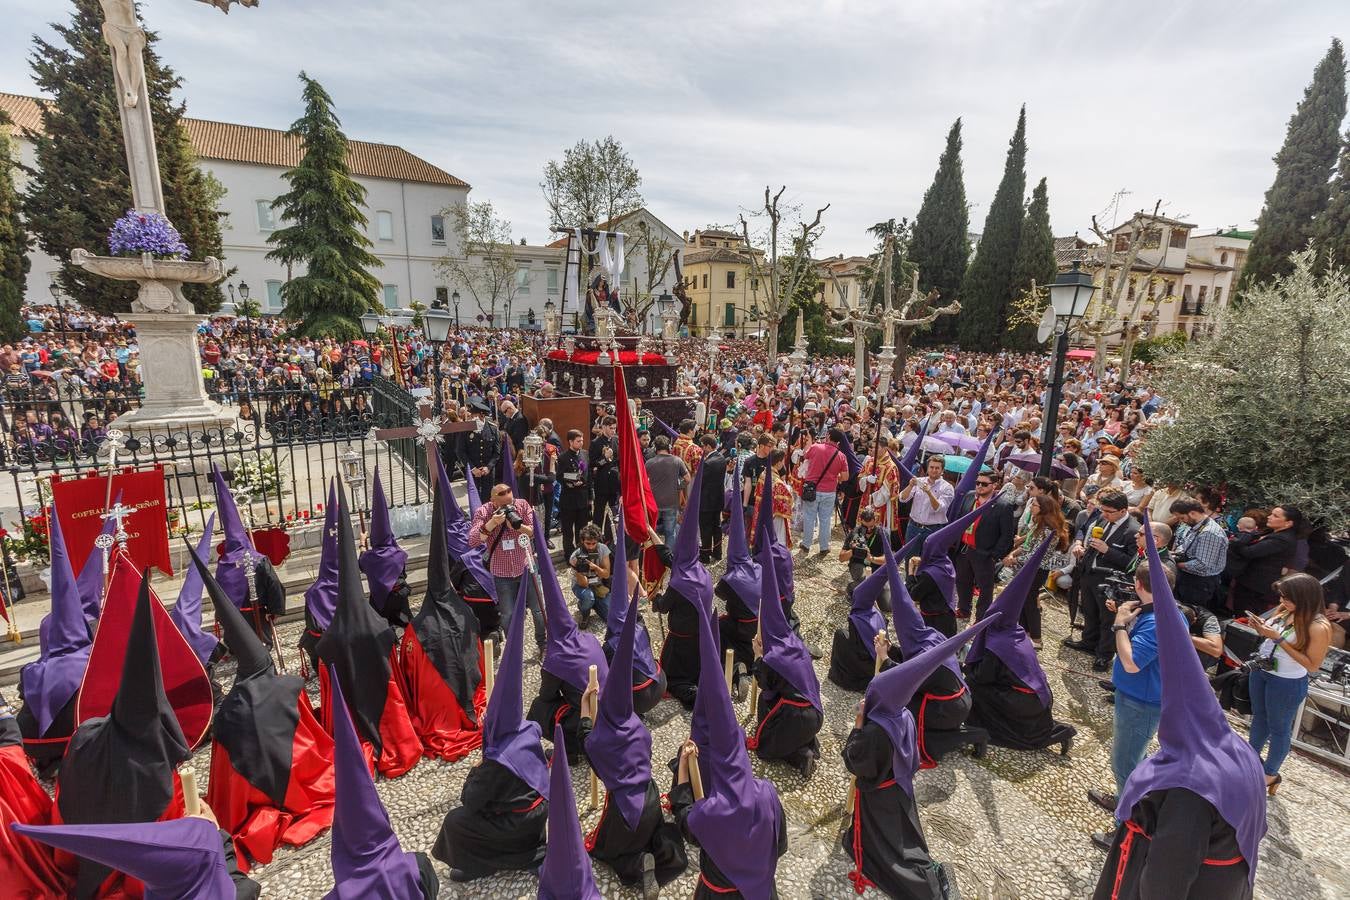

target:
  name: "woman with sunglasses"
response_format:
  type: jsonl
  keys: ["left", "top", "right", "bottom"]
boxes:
{"left": 1246, "top": 573, "right": 1332, "bottom": 794}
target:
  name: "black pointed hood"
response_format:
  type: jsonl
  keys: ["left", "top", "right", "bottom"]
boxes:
{"left": 189, "top": 539, "right": 272, "bottom": 681}
{"left": 315, "top": 481, "right": 398, "bottom": 755}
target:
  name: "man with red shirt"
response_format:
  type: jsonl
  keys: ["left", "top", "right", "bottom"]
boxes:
{"left": 952, "top": 471, "right": 1017, "bottom": 620}
{"left": 798, "top": 428, "right": 850, "bottom": 556}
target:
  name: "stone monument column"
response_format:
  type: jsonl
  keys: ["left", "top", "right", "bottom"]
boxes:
{"left": 71, "top": 0, "right": 234, "bottom": 433}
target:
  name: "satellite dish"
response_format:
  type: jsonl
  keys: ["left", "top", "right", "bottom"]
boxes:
{"left": 1036, "top": 305, "right": 1058, "bottom": 344}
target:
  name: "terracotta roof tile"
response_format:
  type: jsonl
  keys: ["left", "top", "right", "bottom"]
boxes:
{"left": 0, "top": 91, "right": 467, "bottom": 188}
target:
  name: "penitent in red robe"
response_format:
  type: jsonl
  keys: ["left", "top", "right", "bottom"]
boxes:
{"left": 400, "top": 627, "right": 486, "bottom": 761}
{"left": 0, "top": 712, "right": 71, "bottom": 898}
{"left": 319, "top": 661, "right": 422, "bottom": 778}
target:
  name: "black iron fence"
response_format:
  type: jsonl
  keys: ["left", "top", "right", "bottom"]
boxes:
{"left": 1, "top": 383, "right": 434, "bottom": 561}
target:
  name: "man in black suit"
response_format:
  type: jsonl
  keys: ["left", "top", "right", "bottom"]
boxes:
{"left": 455, "top": 397, "right": 501, "bottom": 505}
{"left": 696, "top": 434, "right": 728, "bottom": 564}
{"left": 556, "top": 428, "right": 590, "bottom": 559}
{"left": 589, "top": 415, "right": 620, "bottom": 540}
{"left": 953, "top": 470, "right": 1018, "bottom": 621}
{"left": 498, "top": 399, "right": 528, "bottom": 452}
{"left": 1063, "top": 488, "right": 1141, "bottom": 670}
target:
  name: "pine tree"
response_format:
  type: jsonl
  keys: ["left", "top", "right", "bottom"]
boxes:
{"left": 23, "top": 0, "right": 226, "bottom": 315}
{"left": 0, "top": 114, "right": 30, "bottom": 342}
{"left": 1005, "top": 177, "right": 1056, "bottom": 349}
{"left": 1314, "top": 132, "right": 1350, "bottom": 271}
{"left": 1238, "top": 38, "right": 1347, "bottom": 294}
{"left": 908, "top": 119, "right": 969, "bottom": 341}
{"left": 957, "top": 107, "right": 1027, "bottom": 350}
{"left": 266, "top": 72, "right": 381, "bottom": 340}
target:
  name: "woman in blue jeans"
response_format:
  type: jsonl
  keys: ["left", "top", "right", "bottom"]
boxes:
{"left": 1246, "top": 573, "right": 1332, "bottom": 795}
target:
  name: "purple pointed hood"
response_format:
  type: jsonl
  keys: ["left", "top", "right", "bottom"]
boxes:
{"left": 948, "top": 427, "right": 998, "bottom": 521}
{"left": 482, "top": 577, "right": 549, "bottom": 796}
{"left": 966, "top": 535, "right": 1053, "bottom": 705}
{"left": 916, "top": 501, "right": 984, "bottom": 608}
{"left": 882, "top": 535, "right": 959, "bottom": 677}
{"left": 324, "top": 668, "right": 424, "bottom": 899}
{"left": 20, "top": 508, "right": 91, "bottom": 735}
{"left": 535, "top": 515, "right": 608, "bottom": 691}
{"left": 210, "top": 464, "right": 256, "bottom": 609}
{"left": 465, "top": 469, "right": 484, "bottom": 515}
{"left": 438, "top": 458, "right": 498, "bottom": 604}
{"left": 304, "top": 480, "right": 341, "bottom": 631}
{"left": 499, "top": 434, "right": 521, "bottom": 497}
{"left": 358, "top": 468, "right": 407, "bottom": 615}
{"left": 76, "top": 496, "right": 118, "bottom": 622}
{"left": 14, "top": 817, "right": 236, "bottom": 900}
{"left": 1116, "top": 515, "right": 1267, "bottom": 882}
{"left": 687, "top": 590, "right": 781, "bottom": 899}
{"left": 896, "top": 428, "right": 924, "bottom": 492}
{"left": 755, "top": 463, "right": 795, "bottom": 603}
{"left": 603, "top": 509, "right": 658, "bottom": 681}
{"left": 588, "top": 586, "right": 654, "bottom": 830}
{"left": 865, "top": 615, "right": 998, "bottom": 798}
{"left": 847, "top": 564, "right": 888, "bottom": 660}
{"left": 666, "top": 458, "right": 713, "bottom": 615}
{"left": 168, "top": 516, "right": 219, "bottom": 666}
{"left": 756, "top": 533, "right": 821, "bottom": 711}
{"left": 716, "top": 461, "right": 761, "bottom": 608}
{"left": 540, "top": 724, "right": 603, "bottom": 900}
{"left": 838, "top": 430, "right": 862, "bottom": 480}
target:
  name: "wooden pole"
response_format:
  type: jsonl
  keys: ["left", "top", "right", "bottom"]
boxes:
{"left": 723, "top": 648, "right": 735, "bottom": 697}
{"left": 688, "top": 754, "right": 704, "bottom": 801}
{"left": 0, "top": 546, "right": 20, "bottom": 644}
{"left": 587, "top": 664, "right": 600, "bottom": 807}
{"left": 482, "top": 638, "right": 495, "bottom": 715}
{"left": 747, "top": 618, "right": 763, "bottom": 709}
{"left": 181, "top": 767, "right": 201, "bottom": 816}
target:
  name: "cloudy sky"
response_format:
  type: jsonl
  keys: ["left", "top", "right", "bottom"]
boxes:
{"left": 2, "top": 1, "right": 1345, "bottom": 255}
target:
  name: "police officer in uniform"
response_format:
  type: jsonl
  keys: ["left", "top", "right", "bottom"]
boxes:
{"left": 456, "top": 397, "right": 501, "bottom": 505}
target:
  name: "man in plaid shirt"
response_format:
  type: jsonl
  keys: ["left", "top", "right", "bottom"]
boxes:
{"left": 1169, "top": 498, "right": 1228, "bottom": 613}
{"left": 469, "top": 483, "right": 543, "bottom": 650}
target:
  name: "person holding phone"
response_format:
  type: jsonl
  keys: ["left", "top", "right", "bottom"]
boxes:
{"left": 1245, "top": 573, "right": 1332, "bottom": 794}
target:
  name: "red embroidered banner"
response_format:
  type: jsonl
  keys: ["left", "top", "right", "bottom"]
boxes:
{"left": 51, "top": 466, "right": 173, "bottom": 576}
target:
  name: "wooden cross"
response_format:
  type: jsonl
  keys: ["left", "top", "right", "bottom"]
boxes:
{"left": 373, "top": 396, "right": 477, "bottom": 450}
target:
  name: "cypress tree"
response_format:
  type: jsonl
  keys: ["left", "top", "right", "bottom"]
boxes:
{"left": 1238, "top": 38, "right": 1347, "bottom": 293}
{"left": 908, "top": 119, "right": 969, "bottom": 341}
{"left": 957, "top": 106, "right": 1027, "bottom": 350}
{"left": 1314, "top": 132, "right": 1350, "bottom": 271}
{"left": 23, "top": 0, "right": 226, "bottom": 315}
{"left": 266, "top": 72, "right": 382, "bottom": 340}
{"left": 1005, "top": 176, "right": 1056, "bottom": 350}
{"left": 0, "top": 114, "right": 30, "bottom": 342}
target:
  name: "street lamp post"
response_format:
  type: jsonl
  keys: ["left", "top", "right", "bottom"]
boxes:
{"left": 49, "top": 282, "right": 67, "bottom": 332}
{"left": 238, "top": 281, "right": 255, "bottom": 355}
{"left": 422, "top": 306, "right": 452, "bottom": 412}
{"left": 1038, "top": 261, "right": 1097, "bottom": 478}
{"left": 704, "top": 333, "right": 720, "bottom": 432}
{"left": 452, "top": 291, "right": 461, "bottom": 329}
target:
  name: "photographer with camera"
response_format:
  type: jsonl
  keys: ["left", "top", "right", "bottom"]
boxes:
{"left": 1085, "top": 557, "right": 1173, "bottom": 851}
{"left": 839, "top": 507, "right": 890, "bottom": 611}
{"left": 469, "top": 482, "right": 543, "bottom": 651}
{"left": 1063, "top": 488, "right": 1140, "bottom": 672}
{"left": 568, "top": 524, "right": 612, "bottom": 628}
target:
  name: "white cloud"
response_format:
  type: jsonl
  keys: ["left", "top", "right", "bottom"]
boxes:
{"left": 2, "top": 0, "right": 1344, "bottom": 254}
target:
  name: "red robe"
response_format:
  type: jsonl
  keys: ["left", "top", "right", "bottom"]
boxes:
{"left": 318, "top": 657, "right": 422, "bottom": 778}
{"left": 206, "top": 694, "right": 336, "bottom": 872}
{"left": 0, "top": 742, "right": 70, "bottom": 898}
{"left": 399, "top": 626, "right": 487, "bottom": 762}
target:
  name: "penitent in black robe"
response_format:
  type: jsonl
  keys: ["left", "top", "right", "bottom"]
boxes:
{"left": 669, "top": 781, "right": 788, "bottom": 899}
{"left": 905, "top": 664, "right": 976, "bottom": 767}
{"left": 450, "top": 561, "right": 500, "bottom": 637}
{"left": 746, "top": 660, "right": 822, "bottom": 770}
{"left": 653, "top": 589, "right": 701, "bottom": 708}
{"left": 525, "top": 672, "right": 584, "bottom": 765}
{"left": 964, "top": 653, "right": 1075, "bottom": 752}
{"left": 1092, "top": 788, "right": 1251, "bottom": 900}
{"left": 842, "top": 721, "right": 946, "bottom": 899}
{"left": 908, "top": 574, "right": 956, "bottom": 638}
{"left": 715, "top": 583, "right": 758, "bottom": 695}
{"left": 578, "top": 720, "right": 687, "bottom": 886}
{"left": 431, "top": 758, "right": 547, "bottom": 880}
{"left": 828, "top": 620, "right": 889, "bottom": 693}
{"left": 16, "top": 692, "right": 76, "bottom": 778}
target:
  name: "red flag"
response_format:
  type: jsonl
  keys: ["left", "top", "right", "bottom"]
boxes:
{"left": 613, "top": 366, "right": 660, "bottom": 555}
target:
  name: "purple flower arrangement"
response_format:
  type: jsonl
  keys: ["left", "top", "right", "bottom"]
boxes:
{"left": 107, "top": 209, "right": 189, "bottom": 258}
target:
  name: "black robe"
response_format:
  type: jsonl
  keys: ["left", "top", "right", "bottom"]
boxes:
{"left": 715, "top": 583, "right": 758, "bottom": 695}
{"left": 747, "top": 659, "right": 822, "bottom": 769}
{"left": 653, "top": 588, "right": 701, "bottom": 708}
{"left": 450, "top": 561, "right": 500, "bottom": 636}
{"left": 525, "top": 671, "right": 584, "bottom": 765}
{"left": 578, "top": 719, "right": 687, "bottom": 886}
{"left": 964, "top": 653, "right": 1075, "bottom": 751}
{"left": 373, "top": 573, "right": 413, "bottom": 630}
{"left": 16, "top": 691, "right": 76, "bottom": 778}
{"left": 600, "top": 633, "right": 668, "bottom": 718}
{"left": 842, "top": 721, "right": 945, "bottom": 899}
{"left": 905, "top": 664, "right": 974, "bottom": 767}
{"left": 1092, "top": 788, "right": 1251, "bottom": 900}
{"left": 432, "top": 759, "right": 546, "bottom": 880}
{"left": 908, "top": 573, "right": 956, "bottom": 638}
{"left": 669, "top": 781, "right": 788, "bottom": 899}
{"left": 828, "top": 620, "right": 883, "bottom": 693}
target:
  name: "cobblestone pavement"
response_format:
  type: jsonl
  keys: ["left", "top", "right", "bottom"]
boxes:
{"left": 187, "top": 551, "right": 1347, "bottom": 899}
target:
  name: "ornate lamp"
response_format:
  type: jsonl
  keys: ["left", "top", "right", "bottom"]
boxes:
{"left": 359, "top": 312, "right": 381, "bottom": 336}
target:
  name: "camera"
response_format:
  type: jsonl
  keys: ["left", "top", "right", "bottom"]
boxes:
{"left": 572, "top": 552, "right": 597, "bottom": 571}
{"left": 502, "top": 506, "right": 523, "bottom": 530}
{"left": 1103, "top": 573, "right": 1138, "bottom": 604}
